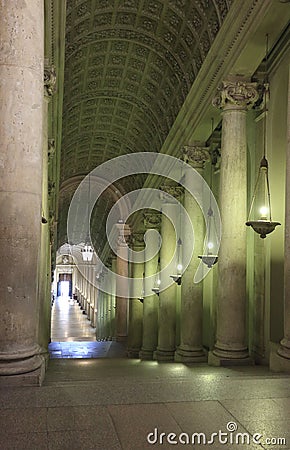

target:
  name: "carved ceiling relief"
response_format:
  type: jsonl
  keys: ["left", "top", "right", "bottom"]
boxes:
{"left": 59, "top": 0, "right": 232, "bottom": 248}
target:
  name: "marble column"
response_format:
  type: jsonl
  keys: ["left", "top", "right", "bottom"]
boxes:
{"left": 127, "top": 232, "right": 145, "bottom": 358}
{"left": 115, "top": 224, "right": 130, "bottom": 342}
{"left": 0, "top": 1, "right": 45, "bottom": 384}
{"left": 155, "top": 187, "right": 183, "bottom": 361}
{"left": 111, "top": 256, "right": 117, "bottom": 340}
{"left": 271, "top": 70, "right": 290, "bottom": 372}
{"left": 209, "top": 79, "right": 259, "bottom": 365}
{"left": 139, "top": 212, "right": 161, "bottom": 360}
{"left": 175, "top": 145, "right": 209, "bottom": 363}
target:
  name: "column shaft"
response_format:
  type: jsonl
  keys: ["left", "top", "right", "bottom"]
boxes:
{"left": 209, "top": 80, "right": 259, "bottom": 364}
{"left": 0, "top": 1, "right": 45, "bottom": 383}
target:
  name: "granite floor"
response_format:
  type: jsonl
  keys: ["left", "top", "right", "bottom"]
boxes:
{"left": 0, "top": 361, "right": 290, "bottom": 449}
{"left": 1, "top": 298, "right": 290, "bottom": 449}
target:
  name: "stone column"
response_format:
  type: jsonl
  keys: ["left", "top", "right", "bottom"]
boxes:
{"left": 271, "top": 70, "right": 290, "bottom": 372}
{"left": 209, "top": 79, "right": 259, "bottom": 365}
{"left": 38, "top": 66, "right": 56, "bottom": 353}
{"left": 127, "top": 232, "right": 145, "bottom": 358}
{"left": 175, "top": 145, "right": 209, "bottom": 363}
{"left": 0, "top": 1, "right": 45, "bottom": 384}
{"left": 115, "top": 224, "right": 130, "bottom": 342}
{"left": 139, "top": 212, "right": 161, "bottom": 360}
{"left": 155, "top": 187, "right": 183, "bottom": 361}
{"left": 111, "top": 256, "right": 117, "bottom": 339}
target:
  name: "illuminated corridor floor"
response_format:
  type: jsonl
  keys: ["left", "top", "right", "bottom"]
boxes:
{"left": 49, "top": 297, "right": 126, "bottom": 359}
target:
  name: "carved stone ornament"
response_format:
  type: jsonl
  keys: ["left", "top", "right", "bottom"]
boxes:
{"left": 48, "top": 138, "right": 56, "bottom": 160}
{"left": 143, "top": 211, "right": 161, "bottom": 230}
{"left": 131, "top": 232, "right": 145, "bottom": 248}
{"left": 44, "top": 65, "right": 56, "bottom": 97}
{"left": 182, "top": 145, "right": 210, "bottom": 169}
{"left": 213, "top": 80, "right": 260, "bottom": 110}
{"left": 159, "top": 185, "right": 184, "bottom": 203}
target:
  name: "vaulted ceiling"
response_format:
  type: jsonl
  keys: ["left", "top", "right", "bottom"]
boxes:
{"left": 61, "top": 0, "right": 233, "bottom": 183}
{"left": 56, "top": 0, "right": 233, "bottom": 250}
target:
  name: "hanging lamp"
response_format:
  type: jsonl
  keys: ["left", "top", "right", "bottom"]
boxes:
{"left": 152, "top": 258, "right": 161, "bottom": 295}
{"left": 170, "top": 237, "right": 183, "bottom": 285}
{"left": 138, "top": 272, "right": 145, "bottom": 303}
{"left": 198, "top": 120, "right": 219, "bottom": 268}
{"left": 81, "top": 173, "right": 94, "bottom": 262}
{"left": 246, "top": 35, "right": 281, "bottom": 238}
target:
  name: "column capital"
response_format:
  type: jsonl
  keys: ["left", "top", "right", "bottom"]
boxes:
{"left": 131, "top": 232, "right": 145, "bottom": 249}
{"left": 48, "top": 138, "right": 55, "bottom": 161}
{"left": 159, "top": 185, "right": 184, "bottom": 203}
{"left": 213, "top": 80, "right": 260, "bottom": 110}
{"left": 143, "top": 211, "right": 161, "bottom": 230}
{"left": 44, "top": 65, "right": 56, "bottom": 97}
{"left": 182, "top": 144, "right": 210, "bottom": 169}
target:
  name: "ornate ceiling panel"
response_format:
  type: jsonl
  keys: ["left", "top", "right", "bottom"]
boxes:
{"left": 61, "top": 0, "right": 233, "bottom": 183}
{"left": 58, "top": 0, "right": 233, "bottom": 249}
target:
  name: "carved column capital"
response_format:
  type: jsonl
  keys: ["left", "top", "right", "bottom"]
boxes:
{"left": 44, "top": 65, "right": 56, "bottom": 97}
{"left": 160, "top": 185, "right": 184, "bottom": 203}
{"left": 131, "top": 232, "right": 145, "bottom": 249}
{"left": 48, "top": 138, "right": 55, "bottom": 161}
{"left": 213, "top": 80, "right": 260, "bottom": 110}
{"left": 182, "top": 145, "right": 210, "bottom": 169}
{"left": 143, "top": 211, "right": 161, "bottom": 230}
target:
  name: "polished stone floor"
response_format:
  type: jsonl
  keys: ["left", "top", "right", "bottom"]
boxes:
{"left": 1, "top": 297, "right": 290, "bottom": 449}
{"left": 0, "top": 361, "right": 290, "bottom": 449}
{"left": 49, "top": 297, "right": 127, "bottom": 359}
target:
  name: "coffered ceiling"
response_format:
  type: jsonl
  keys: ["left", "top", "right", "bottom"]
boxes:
{"left": 56, "top": 0, "right": 233, "bottom": 249}
{"left": 61, "top": 0, "right": 233, "bottom": 183}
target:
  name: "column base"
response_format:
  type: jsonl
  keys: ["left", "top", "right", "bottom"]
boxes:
{"left": 127, "top": 347, "right": 141, "bottom": 358}
{"left": 0, "top": 358, "right": 45, "bottom": 386}
{"left": 174, "top": 346, "right": 207, "bottom": 363}
{"left": 116, "top": 335, "right": 127, "bottom": 343}
{"left": 154, "top": 348, "right": 175, "bottom": 362}
{"left": 270, "top": 342, "right": 290, "bottom": 373}
{"left": 208, "top": 351, "right": 254, "bottom": 367}
{"left": 139, "top": 349, "right": 154, "bottom": 360}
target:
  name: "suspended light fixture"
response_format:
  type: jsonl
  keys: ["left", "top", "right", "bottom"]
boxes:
{"left": 246, "top": 35, "right": 281, "bottom": 238}
{"left": 170, "top": 237, "right": 182, "bottom": 285}
{"left": 81, "top": 172, "right": 94, "bottom": 262}
{"left": 152, "top": 258, "right": 161, "bottom": 295}
{"left": 199, "top": 120, "right": 219, "bottom": 268}
{"left": 138, "top": 272, "right": 145, "bottom": 303}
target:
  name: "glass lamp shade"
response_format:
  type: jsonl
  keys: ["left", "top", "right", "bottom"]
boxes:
{"left": 81, "top": 244, "right": 94, "bottom": 262}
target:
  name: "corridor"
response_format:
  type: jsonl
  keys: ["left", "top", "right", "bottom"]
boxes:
{"left": 48, "top": 296, "right": 125, "bottom": 359}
